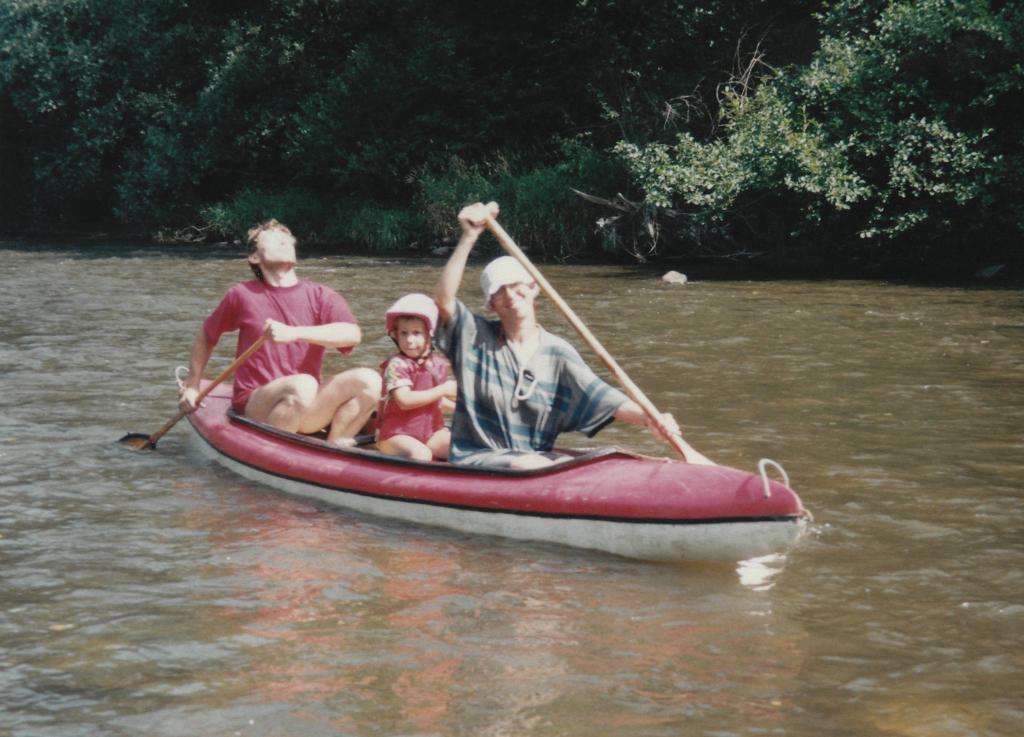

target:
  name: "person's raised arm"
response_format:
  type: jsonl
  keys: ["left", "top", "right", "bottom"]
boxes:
{"left": 436, "top": 201, "right": 499, "bottom": 323}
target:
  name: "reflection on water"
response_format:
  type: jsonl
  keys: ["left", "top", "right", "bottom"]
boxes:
{"left": 1, "top": 242, "right": 1021, "bottom": 736}
{"left": 157, "top": 487, "right": 805, "bottom": 736}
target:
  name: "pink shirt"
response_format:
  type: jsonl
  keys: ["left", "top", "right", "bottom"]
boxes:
{"left": 377, "top": 353, "right": 450, "bottom": 443}
{"left": 203, "top": 279, "right": 356, "bottom": 411}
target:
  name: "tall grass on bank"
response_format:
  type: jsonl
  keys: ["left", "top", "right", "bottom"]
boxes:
{"left": 201, "top": 141, "right": 634, "bottom": 261}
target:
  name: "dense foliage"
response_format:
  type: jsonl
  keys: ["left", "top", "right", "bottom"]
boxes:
{"left": 1, "top": 0, "right": 1019, "bottom": 275}
{"left": 617, "top": 0, "right": 1022, "bottom": 273}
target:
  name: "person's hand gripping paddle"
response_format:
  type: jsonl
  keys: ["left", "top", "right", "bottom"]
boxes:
{"left": 119, "top": 334, "right": 269, "bottom": 450}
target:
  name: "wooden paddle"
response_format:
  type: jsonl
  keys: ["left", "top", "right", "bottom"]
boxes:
{"left": 484, "top": 216, "right": 713, "bottom": 465}
{"left": 119, "top": 334, "right": 269, "bottom": 450}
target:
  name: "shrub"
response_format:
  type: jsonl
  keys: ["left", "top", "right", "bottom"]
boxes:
{"left": 201, "top": 188, "right": 330, "bottom": 242}
{"left": 414, "top": 141, "right": 635, "bottom": 261}
{"left": 323, "top": 203, "right": 422, "bottom": 252}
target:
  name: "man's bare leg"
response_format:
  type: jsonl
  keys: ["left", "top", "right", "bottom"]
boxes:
{"left": 297, "top": 367, "right": 381, "bottom": 445}
{"left": 244, "top": 374, "right": 319, "bottom": 431}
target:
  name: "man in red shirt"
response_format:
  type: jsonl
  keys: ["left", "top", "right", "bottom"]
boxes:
{"left": 178, "top": 219, "right": 381, "bottom": 446}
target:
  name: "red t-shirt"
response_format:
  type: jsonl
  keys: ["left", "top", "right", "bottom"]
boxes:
{"left": 203, "top": 279, "right": 357, "bottom": 411}
{"left": 377, "top": 353, "right": 450, "bottom": 443}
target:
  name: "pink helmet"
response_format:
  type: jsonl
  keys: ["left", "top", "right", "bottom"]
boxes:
{"left": 385, "top": 293, "right": 439, "bottom": 336}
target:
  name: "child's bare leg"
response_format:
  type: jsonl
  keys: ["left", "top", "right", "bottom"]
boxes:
{"left": 427, "top": 427, "right": 451, "bottom": 460}
{"left": 378, "top": 434, "right": 433, "bottom": 461}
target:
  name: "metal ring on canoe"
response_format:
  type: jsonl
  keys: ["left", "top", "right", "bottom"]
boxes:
{"left": 175, "top": 365, "right": 190, "bottom": 390}
{"left": 757, "top": 458, "right": 789, "bottom": 498}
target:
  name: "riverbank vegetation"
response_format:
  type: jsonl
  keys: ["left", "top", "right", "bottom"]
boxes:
{"left": 1, "top": 1, "right": 1019, "bottom": 278}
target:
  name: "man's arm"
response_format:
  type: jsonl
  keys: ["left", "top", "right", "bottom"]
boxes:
{"left": 614, "top": 401, "right": 714, "bottom": 464}
{"left": 614, "top": 400, "right": 681, "bottom": 439}
{"left": 263, "top": 320, "right": 361, "bottom": 349}
{"left": 436, "top": 201, "right": 499, "bottom": 323}
{"left": 179, "top": 327, "right": 216, "bottom": 411}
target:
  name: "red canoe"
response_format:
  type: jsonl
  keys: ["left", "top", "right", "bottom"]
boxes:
{"left": 186, "top": 383, "right": 809, "bottom": 561}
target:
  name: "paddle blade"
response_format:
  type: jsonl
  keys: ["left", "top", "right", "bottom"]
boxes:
{"left": 118, "top": 432, "right": 157, "bottom": 450}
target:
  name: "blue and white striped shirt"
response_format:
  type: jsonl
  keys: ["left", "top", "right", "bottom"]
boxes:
{"left": 436, "top": 301, "right": 628, "bottom": 464}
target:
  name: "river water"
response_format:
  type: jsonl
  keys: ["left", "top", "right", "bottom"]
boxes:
{"left": 1, "top": 241, "right": 1021, "bottom": 736}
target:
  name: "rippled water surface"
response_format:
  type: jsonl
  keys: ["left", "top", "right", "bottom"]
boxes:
{"left": 2, "top": 242, "right": 1022, "bottom": 736}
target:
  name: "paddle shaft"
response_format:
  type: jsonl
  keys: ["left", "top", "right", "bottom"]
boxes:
{"left": 144, "top": 334, "right": 269, "bottom": 447}
{"left": 484, "top": 216, "right": 709, "bottom": 464}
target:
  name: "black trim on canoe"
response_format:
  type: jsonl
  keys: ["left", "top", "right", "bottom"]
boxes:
{"left": 185, "top": 412, "right": 803, "bottom": 527}
{"left": 226, "top": 409, "right": 642, "bottom": 477}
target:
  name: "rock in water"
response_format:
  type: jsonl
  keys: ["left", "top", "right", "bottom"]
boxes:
{"left": 662, "top": 270, "right": 688, "bottom": 285}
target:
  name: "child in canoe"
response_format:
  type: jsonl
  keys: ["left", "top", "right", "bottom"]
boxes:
{"left": 377, "top": 293, "right": 457, "bottom": 461}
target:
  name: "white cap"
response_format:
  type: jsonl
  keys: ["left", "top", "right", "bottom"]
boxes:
{"left": 480, "top": 256, "right": 533, "bottom": 306}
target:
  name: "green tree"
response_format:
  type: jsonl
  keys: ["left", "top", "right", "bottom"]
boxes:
{"left": 615, "top": 0, "right": 1022, "bottom": 271}
{"left": 2, "top": 0, "right": 817, "bottom": 250}
{"left": 9, "top": 0, "right": 1016, "bottom": 274}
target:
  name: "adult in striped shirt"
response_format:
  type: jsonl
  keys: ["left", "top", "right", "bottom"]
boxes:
{"left": 435, "top": 201, "right": 683, "bottom": 469}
